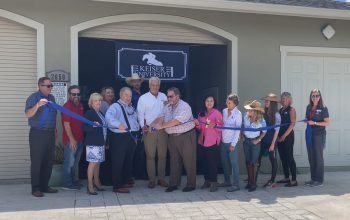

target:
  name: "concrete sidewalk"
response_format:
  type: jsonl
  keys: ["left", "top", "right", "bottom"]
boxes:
{"left": 0, "top": 172, "right": 349, "bottom": 220}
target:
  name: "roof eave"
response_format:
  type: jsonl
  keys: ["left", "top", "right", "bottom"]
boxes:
{"left": 93, "top": 0, "right": 350, "bottom": 20}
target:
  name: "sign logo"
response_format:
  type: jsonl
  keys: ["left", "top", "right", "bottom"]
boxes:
{"left": 142, "top": 52, "right": 163, "bottom": 66}
{"left": 115, "top": 42, "right": 188, "bottom": 81}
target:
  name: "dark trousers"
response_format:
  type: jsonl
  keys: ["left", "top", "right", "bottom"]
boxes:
{"left": 168, "top": 129, "right": 197, "bottom": 188}
{"left": 29, "top": 128, "right": 55, "bottom": 192}
{"left": 201, "top": 145, "right": 220, "bottom": 182}
{"left": 133, "top": 139, "right": 148, "bottom": 180}
{"left": 278, "top": 132, "right": 297, "bottom": 181}
{"left": 258, "top": 142, "right": 278, "bottom": 182}
{"left": 306, "top": 133, "right": 326, "bottom": 183}
{"left": 110, "top": 132, "right": 136, "bottom": 189}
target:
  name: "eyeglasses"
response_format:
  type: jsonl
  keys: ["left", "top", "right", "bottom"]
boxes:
{"left": 167, "top": 95, "right": 174, "bottom": 99}
{"left": 70, "top": 93, "right": 80, "bottom": 97}
{"left": 40, "top": 84, "right": 53, "bottom": 88}
{"left": 311, "top": 95, "right": 320, "bottom": 99}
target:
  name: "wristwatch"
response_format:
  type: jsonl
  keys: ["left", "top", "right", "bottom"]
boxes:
{"left": 314, "top": 121, "right": 317, "bottom": 125}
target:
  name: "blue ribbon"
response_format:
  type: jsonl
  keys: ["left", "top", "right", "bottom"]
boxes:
{"left": 46, "top": 101, "right": 140, "bottom": 142}
{"left": 45, "top": 101, "right": 309, "bottom": 140}
{"left": 306, "top": 124, "right": 312, "bottom": 146}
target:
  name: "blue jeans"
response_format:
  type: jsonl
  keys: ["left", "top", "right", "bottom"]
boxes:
{"left": 220, "top": 142, "right": 240, "bottom": 186}
{"left": 243, "top": 139, "right": 260, "bottom": 165}
{"left": 63, "top": 142, "right": 83, "bottom": 187}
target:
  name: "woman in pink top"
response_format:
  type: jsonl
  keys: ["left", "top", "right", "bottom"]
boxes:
{"left": 194, "top": 95, "right": 223, "bottom": 192}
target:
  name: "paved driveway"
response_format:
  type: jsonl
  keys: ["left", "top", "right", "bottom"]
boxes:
{"left": 0, "top": 172, "right": 349, "bottom": 220}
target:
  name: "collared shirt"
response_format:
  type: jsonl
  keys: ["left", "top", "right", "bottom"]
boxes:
{"left": 137, "top": 91, "right": 167, "bottom": 127}
{"left": 61, "top": 100, "right": 84, "bottom": 145}
{"left": 25, "top": 91, "right": 57, "bottom": 129}
{"left": 100, "top": 100, "right": 111, "bottom": 115}
{"left": 222, "top": 107, "right": 242, "bottom": 147}
{"left": 131, "top": 89, "right": 141, "bottom": 109}
{"left": 105, "top": 99, "right": 140, "bottom": 133}
{"left": 197, "top": 109, "right": 223, "bottom": 147}
{"left": 243, "top": 112, "right": 267, "bottom": 138}
{"left": 162, "top": 99, "right": 195, "bottom": 134}
{"left": 305, "top": 105, "right": 329, "bottom": 135}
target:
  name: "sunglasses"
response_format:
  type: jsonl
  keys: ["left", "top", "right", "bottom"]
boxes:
{"left": 40, "top": 84, "right": 53, "bottom": 88}
{"left": 311, "top": 95, "right": 320, "bottom": 99}
{"left": 70, "top": 93, "right": 81, "bottom": 97}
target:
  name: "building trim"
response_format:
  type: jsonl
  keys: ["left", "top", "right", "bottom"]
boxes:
{"left": 93, "top": 0, "right": 350, "bottom": 20}
{"left": 70, "top": 13, "right": 238, "bottom": 92}
{"left": 0, "top": 9, "right": 45, "bottom": 80}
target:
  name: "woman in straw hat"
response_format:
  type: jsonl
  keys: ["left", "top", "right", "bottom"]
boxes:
{"left": 258, "top": 93, "right": 281, "bottom": 188}
{"left": 242, "top": 100, "right": 267, "bottom": 192}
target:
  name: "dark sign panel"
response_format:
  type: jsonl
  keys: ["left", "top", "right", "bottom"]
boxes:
{"left": 116, "top": 42, "right": 188, "bottom": 81}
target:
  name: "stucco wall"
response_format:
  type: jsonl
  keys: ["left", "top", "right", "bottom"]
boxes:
{"left": 1, "top": 0, "right": 350, "bottom": 103}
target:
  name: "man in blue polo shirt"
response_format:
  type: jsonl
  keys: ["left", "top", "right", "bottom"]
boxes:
{"left": 25, "top": 77, "right": 58, "bottom": 197}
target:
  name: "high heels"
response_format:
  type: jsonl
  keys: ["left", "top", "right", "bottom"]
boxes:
{"left": 94, "top": 184, "right": 106, "bottom": 191}
{"left": 87, "top": 187, "right": 98, "bottom": 195}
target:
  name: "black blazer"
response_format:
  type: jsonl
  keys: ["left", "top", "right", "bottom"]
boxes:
{"left": 83, "top": 109, "right": 106, "bottom": 146}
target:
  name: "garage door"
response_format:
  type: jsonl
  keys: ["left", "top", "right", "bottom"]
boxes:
{"left": 282, "top": 53, "right": 350, "bottom": 167}
{"left": 0, "top": 16, "right": 37, "bottom": 179}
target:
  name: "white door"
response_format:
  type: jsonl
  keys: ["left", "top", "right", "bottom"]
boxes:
{"left": 283, "top": 53, "right": 350, "bottom": 167}
{"left": 324, "top": 57, "right": 350, "bottom": 166}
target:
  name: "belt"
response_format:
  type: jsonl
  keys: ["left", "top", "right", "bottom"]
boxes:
{"left": 244, "top": 135, "right": 259, "bottom": 140}
{"left": 169, "top": 129, "right": 194, "bottom": 137}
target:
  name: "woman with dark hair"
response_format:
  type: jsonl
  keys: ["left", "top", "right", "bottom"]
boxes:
{"left": 194, "top": 95, "right": 223, "bottom": 192}
{"left": 304, "top": 89, "right": 330, "bottom": 187}
{"left": 277, "top": 92, "right": 297, "bottom": 187}
{"left": 258, "top": 93, "right": 281, "bottom": 188}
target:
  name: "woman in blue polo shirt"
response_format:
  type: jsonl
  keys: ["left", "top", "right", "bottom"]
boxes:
{"left": 305, "top": 89, "right": 330, "bottom": 187}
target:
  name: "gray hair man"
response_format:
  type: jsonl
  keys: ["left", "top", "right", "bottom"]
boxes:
{"left": 137, "top": 77, "right": 168, "bottom": 189}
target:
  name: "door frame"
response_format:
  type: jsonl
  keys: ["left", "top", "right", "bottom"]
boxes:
{"left": 0, "top": 9, "right": 45, "bottom": 79}
{"left": 70, "top": 14, "right": 238, "bottom": 93}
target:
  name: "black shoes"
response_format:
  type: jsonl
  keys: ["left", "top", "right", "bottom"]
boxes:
{"left": 285, "top": 181, "right": 298, "bottom": 187}
{"left": 182, "top": 186, "right": 195, "bottom": 192}
{"left": 277, "top": 178, "right": 290, "bottom": 184}
{"left": 87, "top": 187, "right": 98, "bottom": 195}
{"left": 165, "top": 186, "right": 178, "bottom": 192}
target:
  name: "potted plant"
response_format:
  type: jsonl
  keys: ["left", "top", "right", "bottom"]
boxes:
{"left": 49, "top": 143, "right": 64, "bottom": 186}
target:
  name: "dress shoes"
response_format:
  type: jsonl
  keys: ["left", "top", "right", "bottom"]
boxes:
{"left": 44, "top": 187, "right": 58, "bottom": 193}
{"left": 127, "top": 179, "right": 135, "bottom": 185}
{"left": 182, "top": 186, "right": 195, "bottom": 192}
{"left": 165, "top": 186, "right": 178, "bottom": 192}
{"left": 32, "top": 191, "right": 44, "bottom": 197}
{"left": 121, "top": 183, "right": 133, "bottom": 188}
{"left": 157, "top": 179, "right": 169, "bottom": 187}
{"left": 148, "top": 181, "right": 156, "bottom": 189}
{"left": 114, "top": 188, "right": 130, "bottom": 193}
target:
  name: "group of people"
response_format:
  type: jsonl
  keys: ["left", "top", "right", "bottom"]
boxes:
{"left": 25, "top": 75, "right": 330, "bottom": 197}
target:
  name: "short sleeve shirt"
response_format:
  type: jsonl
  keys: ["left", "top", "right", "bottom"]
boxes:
{"left": 305, "top": 105, "right": 329, "bottom": 135}
{"left": 162, "top": 100, "right": 195, "bottom": 134}
{"left": 24, "top": 91, "right": 57, "bottom": 129}
{"left": 62, "top": 100, "right": 84, "bottom": 145}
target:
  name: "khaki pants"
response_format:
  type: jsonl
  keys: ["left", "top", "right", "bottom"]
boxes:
{"left": 168, "top": 129, "right": 197, "bottom": 188}
{"left": 143, "top": 129, "right": 168, "bottom": 182}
